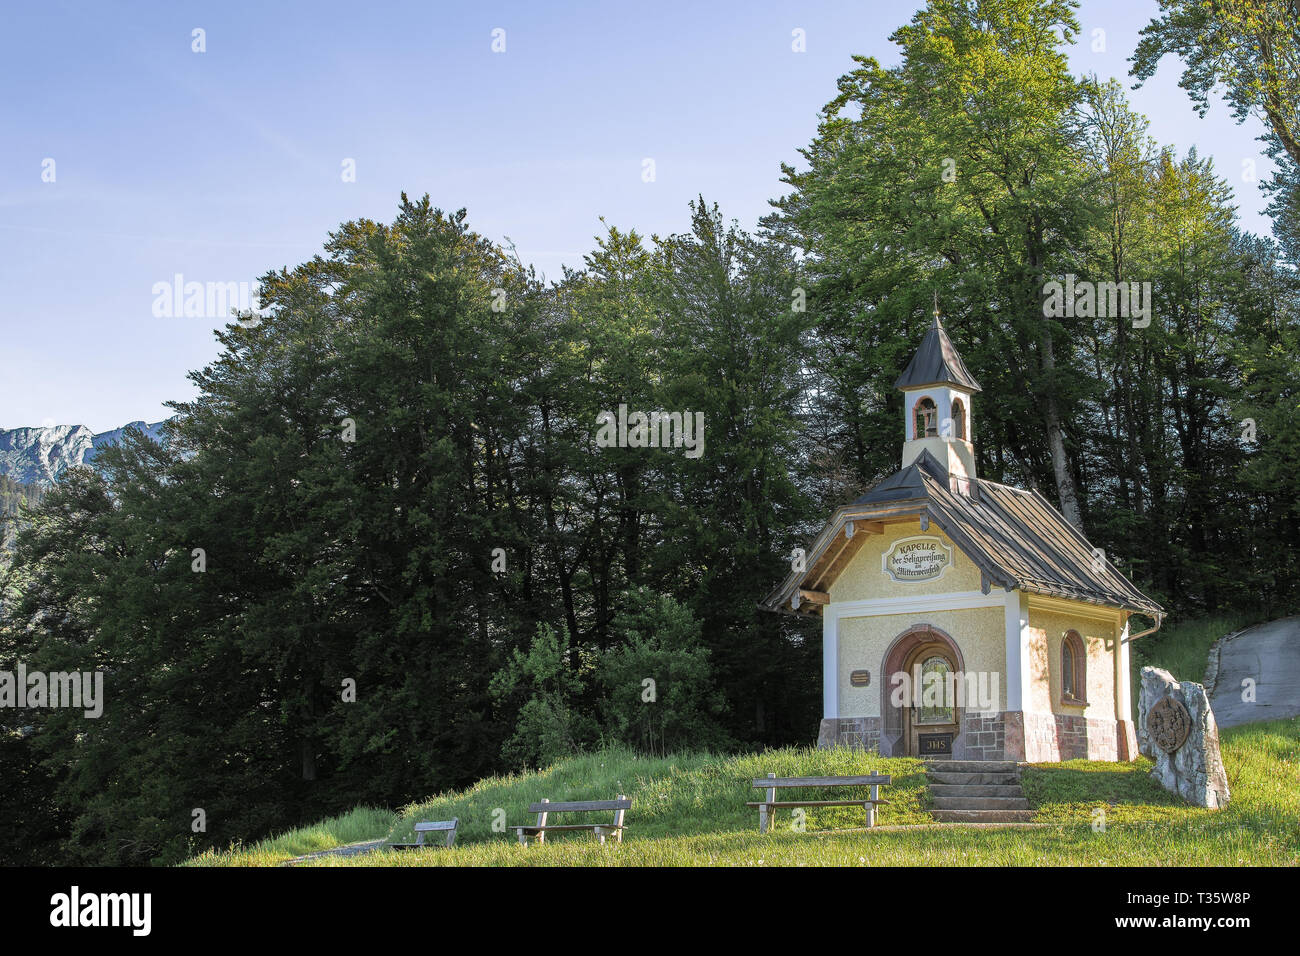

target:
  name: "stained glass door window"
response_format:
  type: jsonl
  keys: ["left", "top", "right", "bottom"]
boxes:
{"left": 917, "top": 654, "right": 954, "bottom": 724}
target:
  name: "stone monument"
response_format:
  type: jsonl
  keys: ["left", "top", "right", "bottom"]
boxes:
{"left": 1137, "top": 666, "right": 1230, "bottom": 809}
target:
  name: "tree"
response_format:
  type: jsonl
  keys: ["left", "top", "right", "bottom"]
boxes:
{"left": 1133, "top": 0, "right": 1300, "bottom": 167}
{"left": 0, "top": 198, "right": 544, "bottom": 862}
{"left": 771, "top": 0, "right": 1096, "bottom": 528}
{"left": 1133, "top": 1, "right": 1300, "bottom": 263}
{"left": 649, "top": 200, "right": 822, "bottom": 745}
{"left": 490, "top": 624, "right": 593, "bottom": 768}
{"left": 597, "top": 588, "right": 729, "bottom": 754}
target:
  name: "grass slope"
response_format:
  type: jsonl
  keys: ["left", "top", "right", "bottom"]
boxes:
{"left": 192, "top": 718, "right": 1300, "bottom": 867}
{"left": 190, "top": 614, "right": 1296, "bottom": 867}
{"left": 186, "top": 806, "right": 393, "bottom": 866}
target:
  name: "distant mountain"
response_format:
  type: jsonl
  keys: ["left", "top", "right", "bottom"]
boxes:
{"left": 0, "top": 420, "right": 168, "bottom": 487}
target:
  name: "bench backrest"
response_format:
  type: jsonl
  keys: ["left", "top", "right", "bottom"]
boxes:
{"left": 528, "top": 796, "right": 630, "bottom": 832}
{"left": 525, "top": 798, "right": 632, "bottom": 814}
{"left": 413, "top": 818, "right": 458, "bottom": 847}
{"left": 751, "top": 774, "right": 891, "bottom": 789}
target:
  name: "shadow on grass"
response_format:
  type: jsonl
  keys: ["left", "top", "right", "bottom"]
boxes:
{"left": 1019, "top": 759, "right": 1185, "bottom": 806}
{"left": 1020, "top": 760, "right": 1187, "bottom": 824}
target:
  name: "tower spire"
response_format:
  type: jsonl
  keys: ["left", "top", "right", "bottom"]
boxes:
{"left": 895, "top": 305, "right": 979, "bottom": 493}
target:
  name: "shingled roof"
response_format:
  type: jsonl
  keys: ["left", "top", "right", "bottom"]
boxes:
{"left": 764, "top": 450, "right": 1162, "bottom": 617}
{"left": 893, "top": 316, "right": 982, "bottom": 392}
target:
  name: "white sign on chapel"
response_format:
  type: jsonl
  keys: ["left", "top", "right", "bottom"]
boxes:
{"left": 882, "top": 535, "right": 953, "bottom": 583}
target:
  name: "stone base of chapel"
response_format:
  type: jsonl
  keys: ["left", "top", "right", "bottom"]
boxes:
{"left": 818, "top": 712, "right": 1138, "bottom": 762}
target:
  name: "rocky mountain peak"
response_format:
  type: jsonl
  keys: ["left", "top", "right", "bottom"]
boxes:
{"left": 0, "top": 420, "right": 168, "bottom": 486}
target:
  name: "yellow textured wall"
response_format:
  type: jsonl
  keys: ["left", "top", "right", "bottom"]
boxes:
{"left": 828, "top": 518, "right": 983, "bottom": 604}
{"left": 836, "top": 605, "right": 1007, "bottom": 718}
{"left": 1025, "top": 626, "right": 1052, "bottom": 712}
{"left": 825, "top": 519, "right": 1126, "bottom": 722}
{"left": 1027, "top": 605, "right": 1121, "bottom": 719}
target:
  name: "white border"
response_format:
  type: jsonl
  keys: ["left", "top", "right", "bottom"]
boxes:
{"left": 828, "top": 590, "right": 1001, "bottom": 619}
{"left": 1005, "top": 590, "right": 1029, "bottom": 713}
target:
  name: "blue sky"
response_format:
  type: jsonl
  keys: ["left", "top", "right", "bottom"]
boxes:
{"left": 0, "top": 0, "right": 1277, "bottom": 432}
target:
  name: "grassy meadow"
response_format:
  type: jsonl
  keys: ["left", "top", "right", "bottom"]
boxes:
{"left": 187, "top": 615, "right": 1297, "bottom": 867}
{"left": 190, "top": 716, "right": 1300, "bottom": 867}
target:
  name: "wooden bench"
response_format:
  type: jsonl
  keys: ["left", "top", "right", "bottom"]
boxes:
{"left": 748, "top": 773, "right": 891, "bottom": 833}
{"left": 513, "top": 797, "right": 630, "bottom": 845}
{"left": 389, "top": 818, "right": 458, "bottom": 849}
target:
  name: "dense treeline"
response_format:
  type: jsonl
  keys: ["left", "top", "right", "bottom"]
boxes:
{"left": 2, "top": 0, "right": 1297, "bottom": 864}
{"left": 766, "top": 1, "right": 1300, "bottom": 613}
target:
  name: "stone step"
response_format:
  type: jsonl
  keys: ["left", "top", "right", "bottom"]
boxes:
{"left": 931, "top": 809, "right": 1036, "bottom": 823}
{"left": 926, "top": 770, "right": 1021, "bottom": 786}
{"left": 927, "top": 784, "right": 1024, "bottom": 798}
{"left": 932, "top": 795, "right": 1031, "bottom": 811}
{"left": 923, "top": 760, "right": 1019, "bottom": 773}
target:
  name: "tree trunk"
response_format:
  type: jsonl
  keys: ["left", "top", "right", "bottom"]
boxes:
{"left": 538, "top": 401, "right": 580, "bottom": 652}
{"left": 301, "top": 739, "right": 316, "bottom": 782}
{"left": 1040, "top": 315, "right": 1085, "bottom": 530}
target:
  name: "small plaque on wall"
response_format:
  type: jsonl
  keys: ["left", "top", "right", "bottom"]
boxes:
{"left": 849, "top": 670, "right": 871, "bottom": 687}
{"left": 918, "top": 732, "right": 954, "bottom": 756}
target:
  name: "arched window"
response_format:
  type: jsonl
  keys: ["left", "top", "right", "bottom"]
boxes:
{"left": 951, "top": 397, "right": 967, "bottom": 440}
{"left": 1062, "top": 630, "right": 1086, "bottom": 703}
{"left": 913, "top": 397, "right": 938, "bottom": 439}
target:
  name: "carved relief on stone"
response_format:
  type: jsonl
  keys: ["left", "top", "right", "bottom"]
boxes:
{"left": 1146, "top": 695, "right": 1191, "bottom": 753}
{"left": 1137, "top": 667, "right": 1228, "bottom": 808}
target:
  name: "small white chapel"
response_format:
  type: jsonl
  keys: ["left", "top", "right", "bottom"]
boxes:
{"left": 764, "top": 314, "right": 1164, "bottom": 762}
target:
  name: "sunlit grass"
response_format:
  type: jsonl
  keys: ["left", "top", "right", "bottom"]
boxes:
{"left": 186, "top": 806, "right": 395, "bottom": 867}
{"left": 385, "top": 747, "right": 931, "bottom": 847}
{"left": 191, "top": 609, "right": 1295, "bottom": 868}
{"left": 192, "top": 718, "right": 1300, "bottom": 867}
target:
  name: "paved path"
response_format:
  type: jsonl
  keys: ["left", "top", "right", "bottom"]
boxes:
{"left": 1208, "top": 616, "right": 1300, "bottom": 729}
{"left": 281, "top": 838, "right": 388, "bottom": 866}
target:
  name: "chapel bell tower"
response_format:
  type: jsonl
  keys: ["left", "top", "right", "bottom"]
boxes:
{"left": 895, "top": 305, "right": 981, "bottom": 494}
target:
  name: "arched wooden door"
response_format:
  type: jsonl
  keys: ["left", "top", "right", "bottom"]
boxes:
{"left": 902, "top": 642, "right": 961, "bottom": 758}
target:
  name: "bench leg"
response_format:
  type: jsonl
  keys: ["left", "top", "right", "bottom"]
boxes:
{"left": 535, "top": 803, "right": 548, "bottom": 846}
{"left": 865, "top": 803, "right": 876, "bottom": 828}
{"left": 613, "top": 802, "right": 626, "bottom": 844}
